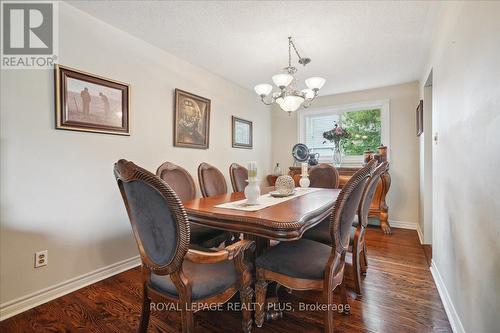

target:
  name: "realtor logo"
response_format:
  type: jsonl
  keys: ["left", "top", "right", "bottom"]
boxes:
{"left": 1, "top": 1, "right": 58, "bottom": 69}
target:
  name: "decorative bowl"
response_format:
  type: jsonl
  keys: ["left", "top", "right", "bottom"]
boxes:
{"left": 275, "top": 175, "right": 295, "bottom": 195}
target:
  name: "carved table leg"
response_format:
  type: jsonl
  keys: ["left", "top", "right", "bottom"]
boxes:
{"left": 379, "top": 171, "right": 392, "bottom": 234}
{"left": 255, "top": 280, "right": 268, "bottom": 328}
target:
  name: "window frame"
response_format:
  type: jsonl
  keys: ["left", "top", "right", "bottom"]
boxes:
{"left": 297, "top": 99, "right": 390, "bottom": 166}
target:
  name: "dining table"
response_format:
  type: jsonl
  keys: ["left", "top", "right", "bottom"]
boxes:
{"left": 183, "top": 187, "right": 341, "bottom": 255}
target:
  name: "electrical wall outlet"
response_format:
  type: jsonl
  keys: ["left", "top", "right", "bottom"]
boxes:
{"left": 35, "top": 250, "right": 48, "bottom": 268}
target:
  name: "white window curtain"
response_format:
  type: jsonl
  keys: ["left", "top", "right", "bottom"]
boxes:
{"left": 304, "top": 114, "right": 339, "bottom": 159}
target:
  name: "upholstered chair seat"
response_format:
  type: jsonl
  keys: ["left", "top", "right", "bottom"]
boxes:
{"left": 151, "top": 259, "right": 238, "bottom": 300}
{"left": 256, "top": 238, "right": 332, "bottom": 280}
{"left": 303, "top": 220, "right": 357, "bottom": 246}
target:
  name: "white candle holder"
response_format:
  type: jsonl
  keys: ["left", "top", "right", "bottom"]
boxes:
{"left": 299, "top": 175, "right": 310, "bottom": 188}
{"left": 244, "top": 179, "right": 261, "bottom": 205}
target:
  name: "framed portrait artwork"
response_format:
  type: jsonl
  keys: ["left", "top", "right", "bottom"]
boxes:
{"left": 174, "top": 89, "right": 210, "bottom": 149}
{"left": 416, "top": 99, "right": 423, "bottom": 136}
{"left": 232, "top": 116, "right": 253, "bottom": 149}
{"left": 55, "top": 65, "right": 130, "bottom": 135}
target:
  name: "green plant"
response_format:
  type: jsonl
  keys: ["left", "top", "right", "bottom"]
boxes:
{"left": 342, "top": 109, "right": 381, "bottom": 155}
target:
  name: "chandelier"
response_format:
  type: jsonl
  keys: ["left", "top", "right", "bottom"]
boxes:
{"left": 254, "top": 36, "right": 326, "bottom": 114}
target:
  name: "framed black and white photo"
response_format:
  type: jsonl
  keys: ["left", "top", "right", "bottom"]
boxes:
{"left": 232, "top": 116, "right": 253, "bottom": 149}
{"left": 55, "top": 65, "right": 130, "bottom": 135}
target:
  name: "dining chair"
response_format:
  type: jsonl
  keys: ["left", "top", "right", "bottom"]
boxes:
{"left": 198, "top": 162, "right": 228, "bottom": 197}
{"left": 198, "top": 162, "right": 240, "bottom": 244}
{"left": 156, "top": 161, "right": 230, "bottom": 248}
{"left": 229, "top": 163, "right": 248, "bottom": 192}
{"left": 301, "top": 160, "right": 379, "bottom": 295}
{"left": 115, "top": 159, "right": 255, "bottom": 333}
{"left": 254, "top": 164, "right": 372, "bottom": 333}
{"left": 350, "top": 161, "right": 389, "bottom": 294}
{"left": 309, "top": 163, "right": 340, "bottom": 188}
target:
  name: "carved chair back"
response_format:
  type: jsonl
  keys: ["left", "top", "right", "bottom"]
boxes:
{"left": 114, "top": 159, "right": 189, "bottom": 276}
{"left": 198, "top": 162, "right": 228, "bottom": 197}
{"left": 330, "top": 160, "right": 374, "bottom": 254}
{"left": 358, "top": 161, "right": 389, "bottom": 228}
{"left": 309, "top": 163, "right": 340, "bottom": 188}
{"left": 156, "top": 162, "right": 196, "bottom": 201}
{"left": 229, "top": 163, "right": 248, "bottom": 192}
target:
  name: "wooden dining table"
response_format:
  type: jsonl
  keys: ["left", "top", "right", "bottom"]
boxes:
{"left": 183, "top": 187, "right": 341, "bottom": 255}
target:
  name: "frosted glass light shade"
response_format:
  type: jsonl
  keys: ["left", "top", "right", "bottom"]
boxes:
{"left": 254, "top": 83, "right": 273, "bottom": 96}
{"left": 272, "top": 74, "right": 293, "bottom": 88}
{"left": 301, "top": 88, "right": 315, "bottom": 99}
{"left": 277, "top": 95, "right": 304, "bottom": 112}
{"left": 305, "top": 77, "right": 326, "bottom": 90}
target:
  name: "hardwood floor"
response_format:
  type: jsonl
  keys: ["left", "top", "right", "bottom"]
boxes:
{"left": 0, "top": 227, "right": 451, "bottom": 333}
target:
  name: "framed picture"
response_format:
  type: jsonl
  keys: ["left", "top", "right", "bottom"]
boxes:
{"left": 232, "top": 116, "right": 253, "bottom": 149}
{"left": 55, "top": 65, "right": 130, "bottom": 135}
{"left": 416, "top": 100, "right": 423, "bottom": 136}
{"left": 174, "top": 89, "right": 210, "bottom": 149}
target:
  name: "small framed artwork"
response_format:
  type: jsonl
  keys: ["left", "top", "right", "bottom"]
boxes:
{"left": 55, "top": 64, "right": 130, "bottom": 135}
{"left": 416, "top": 100, "right": 423, "bottom": 136}
{"left": 232, "top": 116, "right": 253, "bottom": 149}
{"left": 174, "top": 89, "right": 210, "bottom": 149}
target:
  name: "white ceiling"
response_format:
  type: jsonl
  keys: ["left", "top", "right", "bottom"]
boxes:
{"left": 70, "top": 1, "right": 438, "bottom": 95}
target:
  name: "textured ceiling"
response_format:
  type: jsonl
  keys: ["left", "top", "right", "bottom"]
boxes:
{"left": 69, "top": 1, "right": 438, "bottom": 95}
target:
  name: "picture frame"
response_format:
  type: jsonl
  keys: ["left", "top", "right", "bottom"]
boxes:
{"left": 55, "top": 64, "right": 130, "bottom": 135}
{"left": 416, "top": 99, "right": 423, "bottom": 136}
{"left": 174, "top": 89, "right": 210, "bottom": 149}
{"left": 232, "top": 116, "right": 253, "bottom": 149}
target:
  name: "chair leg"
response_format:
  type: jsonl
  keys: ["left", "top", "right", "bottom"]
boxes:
{"left": 323, "top": 289, "right": 334, "bottom": 333}
{"left": 363, "top": 243, "right": 368, "bottom": 268}
{"left": 180, "top": 306, "right": 194, "bottom": 333}
{"left": 340, "top": 283, "right": 350, "bottom": 315}
{"left": 138, "top": 286, "right": 151, "bottom": 333}
{"left": 240, "top": 285, "right": 254, "bottom": 333}
{"left": 255, "top": 280, "right": 268, "bottom": 328}
{"left": 352, "top": 246, "right": 362, "bottom": 296}
{"left": 360, "top": 243, "right": 368, "bottom": 275}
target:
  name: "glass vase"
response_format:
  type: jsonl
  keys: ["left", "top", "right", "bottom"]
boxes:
{"left": 333, "top": 146, "right": 342, "bottom": 167}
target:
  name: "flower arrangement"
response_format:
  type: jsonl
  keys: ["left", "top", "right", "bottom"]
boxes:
{"left": 322, "top": 123, "right": 350, "bottom": 148}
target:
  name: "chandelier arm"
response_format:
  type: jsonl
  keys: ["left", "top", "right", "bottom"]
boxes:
{"left": 260, "top": 96, "right": 275, "bottom": 106}
{"left": 289, "top": 37, "right": 303, "bottom": 61}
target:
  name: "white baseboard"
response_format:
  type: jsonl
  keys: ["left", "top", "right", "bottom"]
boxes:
{"left": 430, "top": 260, "right": 466, "bottom": 333}
{"left": 388, "top": 219, "right": 417, "bottom": 230}
{"left": 416, "top": 222, "right": 424, "bottom": 245}
{"left": 0, "top": 255, "right": 141, "bottom": 321}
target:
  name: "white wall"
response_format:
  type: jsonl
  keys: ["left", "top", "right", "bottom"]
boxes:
{"left": 0, "top": 2, "right": 271, "bottom": 308}
{"left": 271, "top": 82, "right": 420, "bottom": 226}
{"left": 421, "top": 2, "right": 500, "bottom": 332}
{"left": 419, "top": 79, "right": 433, "bottom": 244}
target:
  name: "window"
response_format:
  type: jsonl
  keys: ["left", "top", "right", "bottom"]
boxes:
{"left": 298, "top": 100, "right": 390, "bottom": 166}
